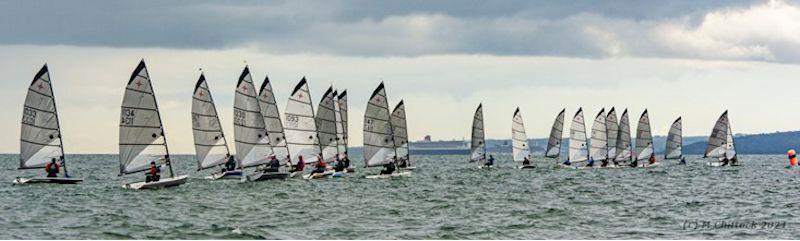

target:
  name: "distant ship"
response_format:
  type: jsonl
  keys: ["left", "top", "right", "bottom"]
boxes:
{"left": 409, "top": 135, "right": 470, "bottom": 155}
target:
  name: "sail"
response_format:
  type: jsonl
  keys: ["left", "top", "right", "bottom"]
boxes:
{"left": 315, "top": 86, "right": 339, "bottom": 164}
{"left": 333, "top": 90, "right": 345, "bottom": 159}
{"left": 512, "top": 108, "right": 530, "bottom": 162}
{"left": 233, "top": 67, "right": 273, "bottom": 169}
{"left": 589, "top": 108, "right": 607, "bottom": 161}
{"left": 258, "top": 76, "right": 290, "bottom": 164}
{"left": 391, "top": 100, "right": 409, "bottom": 162}
{"left": 704, "top": 111, "right": 729, "bottom": 158}
{"left": 545, "top": 109, "right": 565, "bottom": 158}
{"left": 665, "top": 117, "right": 682, "bottom": 159}
{"left": 119, "top": 60, "right": 169, "bottom": 174}
{"left": 20, "top": 65, "right": 64, "bottom": 169}
{"left": 336, "top": 90, "right": 348, "bottom": 156}
{"left": 615, "top": 109, "right": 633, "bottom": 162}
{"left": 363, "top": 83, "right": 396, "bottom": 167}
{"left": 470, "top": 104, "right": 486, "bottom": 162}
{"left": 606, "top": 108, "right": 619, "bottom": 160}
{"left": 726, "top": 124, "right": 737, "bottom": 159}
{"left": 191, "top": 74, "right": 230, "bottom": 170}
{"left": 568, "top": 108, "right": 588, "bottom": 163}
{"left": 635, "top": 110, "right": 654, "bottom": 161}
{"left": 284, "top": 78, "right": 322, "bottom": 164}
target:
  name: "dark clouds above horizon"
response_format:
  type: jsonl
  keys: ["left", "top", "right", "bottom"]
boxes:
{"left": 4, "top": 0, "right": 799, "bottom": 61}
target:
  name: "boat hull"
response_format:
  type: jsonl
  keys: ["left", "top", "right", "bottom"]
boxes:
{"left": 247, "top": 171, "right": 289, "bottom": 182}
{"left": 123, "top": 175, "right": 188, "bottom": 190}
{"left": 303, "top": 170, "right": 335, "bottom": 180}
{"left": 13, "top": 177, "right": 83, "bottom": 185}
{"left": 205, "top": 170, "right": 243, "bottom": 180}
{"left": 518, "top": 165, "right": 536, "bottom": 169}
{"left": 365, "top": 170, "right": 412, "bottom": 179}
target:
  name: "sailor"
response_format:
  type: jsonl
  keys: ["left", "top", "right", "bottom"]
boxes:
{"left": 587, "top": 157, "right": 594, "bottom": 167}
{"left": 629, "top": 159, "right": 638, "bottom": 168}
{"left": 600, "top": 158, "right": 609, "bottom": 168}
{"left": 679, "top": 156, "right": 687, "bottom": 165}
{"left": 224, "top": 154, "right": 236, "bottom": 172}
{"left": 379, "top": 159, "right": 396, "bottom": 175}
{"left": 720, "top": 154, "right": 730, "bottom": 167}
{"left": 648, "top": 155, "right": 656, "bottom": 165}
{"left": 562, "top": 159, "right": 572, "bottom": 166}
{"left": 265, "top": 155, "right": 280, "bottom": 172}
{"left": 310, "top": 156, "right": 327, "bottom": 175}
{"left": 146, "top": 161, "right": 160, "bottom": 183}
{"left": 396, "top": 156, "right": 407, "bottom": 168}
{"left": 45, "top": 158, "right": 60, "bottom": 177}
{"left": 522, "top": 155, "right": 531, "bottom": 166}
{"left": 788, "top": 149, "right": 797, "bottom": 168}
{"left": 484, "top": 155, "right": 495, "bottom": 167}
{"left": 334, "top": 156, "right": 346, "bottom": 172}
{"left": 342, "top": 153, "right": 351, "bottom": 168}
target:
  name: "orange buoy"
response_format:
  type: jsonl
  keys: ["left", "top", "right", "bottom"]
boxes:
{"left": 788, "top": 149, "right": 797, "bottom": 167}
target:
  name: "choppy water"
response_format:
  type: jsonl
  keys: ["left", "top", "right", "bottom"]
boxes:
{"left": 1, "top": 154, "right": 798, "bottom": 239}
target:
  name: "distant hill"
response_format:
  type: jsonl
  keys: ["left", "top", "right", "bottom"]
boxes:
{"left": 684, "top": 131, "right": 800, "bottom": 155}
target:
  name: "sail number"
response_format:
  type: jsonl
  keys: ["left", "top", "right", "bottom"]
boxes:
{"left": 365, "top": 119, "right": 374, "bottom": 131}
{"left": 234, "top": 110, "right": 245, "bottom": 126}
{"left": 121, "top": 108, "right": 135, "bottom": 125}
{"left": 286, "top": 114, "right": 299, "bottom": 128}
{"left": 22, "top": 107, "right": 37, "bottom": 125}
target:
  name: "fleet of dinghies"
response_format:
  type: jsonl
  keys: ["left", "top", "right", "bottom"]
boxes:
{"left": 14, "top": 61, "right": 745, "bottom": 188}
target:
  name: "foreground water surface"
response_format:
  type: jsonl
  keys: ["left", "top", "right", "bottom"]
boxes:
{"left": 0, "top": 154, "right": 798, "bottom": 239}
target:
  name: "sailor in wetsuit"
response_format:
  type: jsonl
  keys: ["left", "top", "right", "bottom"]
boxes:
{"left": 146, "top": 161, "right": 160, "bottom": 183}
{"left": 45, "top": 158, "right": 60, "bottom": 177}
{"left": 484, "top": 155, "right": 495, "bottom": 167}
{"left": 265, "top": 155, "right": 280, "bottom": 172}
{"left": 522, "top": 155, "right": 531, "bottom": 166}
{"left": 221, "top": 154, "right": 236, "bottom": 173}
{"left": 334, "top": 156, "right": 346, "bottom": 172}
{"left": 379, "top": 158, "right": 397, "bottom": 175}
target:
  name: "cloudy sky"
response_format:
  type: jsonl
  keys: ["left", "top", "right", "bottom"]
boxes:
{"left": 0, "top": 0, "right": 797, "bottom": 154}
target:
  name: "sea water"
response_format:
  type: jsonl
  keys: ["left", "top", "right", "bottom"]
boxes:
{"left": 0, "top": 154, "right": 798, "bottom": 239}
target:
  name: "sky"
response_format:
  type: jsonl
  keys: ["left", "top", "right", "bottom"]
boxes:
{"left": 0, "top": 0, "right": 798, "bottom": 154}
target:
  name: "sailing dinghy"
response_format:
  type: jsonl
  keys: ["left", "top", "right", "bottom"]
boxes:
{"left": 665, "top": 117, "right": 683, "bottom": 162}
{"left": 614, "top": 109, "right": 633, "bottom": 167}
{"left": 14, "top": 64, "right": 83, "bottom": 185}
{"left": 249, "top": 75, "right": 293, "bottom": 181}
{"left": 336, "top": 90, "right": 354, "bottom": 173}
{"left": 589, "top": 109, "right": 608, "bottom": 168}
{"left": 119, "top": 60, "right": 187, "bottom": 189}
{"left": 282, "top": 78, "right": 330, "bottom": 179}
{"left": 191, "top": 74, "right": 240, "bottom": 180}
{"left": 512, "top": 108, "right": 534, "bottom": 169}
{"left": 634, "top": 110, "right": 657, "bottom": 168}
{"left": 391, "top": 100, "right": 413, "bottom": 170}
{"left": 704, "top": 111, "right": 738, "bottom": 166}
{"left": 315, "top": 86, "right": 341, "bottom": 177}
{"left": 470, "top": 104, "right": 487, "bottom": 165}
{"left": 545, "top": 109, "right": 565, "bottom": 167}
{"left": 232, "top": 67, "right": 286, "bottom": 182}
{"left": 605, "top": 108, "right": 619, "bottom": 167}
{"left": 364, "top": 83, "right": 410, "bottom": 178}
{"left": 562, "top": 108, "right": 590, "bottom": 169}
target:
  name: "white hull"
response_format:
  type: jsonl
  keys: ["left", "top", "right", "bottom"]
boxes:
{"left": 205, "top": 170, "right": 243, "bottom": 180}
{"left": 638, "top": 162, "right": 660, "bottom": 168}
{"left": 518, "top": 165, "right": 536, "bottom": 169}
{"left": 123, "top": 175, "right": 188, "bottom": 190}
{"left": 365, "top": 171, "right": 412, "bottom": 179}
{"left": 13, "top": 177, "right": 83, "bottom": 185}
{"left": 477, "top": 165, "right": 493, "bottom": 169}
{"left": 399, "top": 166, "right": 416, "bottom": 171}
{"left": 303, "top": 170, "right": 335, "bottom": 180}
{"left": 246, "top": 171, "right": 290, "bottom": 182}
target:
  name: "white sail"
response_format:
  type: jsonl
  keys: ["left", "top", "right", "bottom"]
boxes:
{"left": 363, "top": 83, "right": 396, "bottom": 167}
{"left": 545, "top": 109, "right": 565, "bottom": 158}
{"left": 704, "top": 111, "right": 729, "bottom": 158}
{"left": 568, "top": 108, "right": 589, "bottom": 163}
{"left": 284, "top": 78, "right": 322, "bottom": 165}
{"left": 233, "top": 67, "right": 273, "bottom": 169}
{"left": 391, "top": 100, "right": 409, "bottom": 161}
{"left": 470, "top": 104, "right": 486, "bottom": 162}
{"left": 119, "top": 60, "right": 170, "bottom": 175}
{"left": 615, "top": 109, "right": 633, "bottom": 162}
{"left": 191, "top": 74, "right": 230, "bottom": 170}
{"left": 726, "top": 124, "right": 737, "bottom": 159}
{"left": 336, "top": 90, "right": 348, "bottom": 156}
{"left": 20, "top": 64, "right": 65, "bottom": 169}
{"left": 258, "top": 76, "right": 290, "bottom": 165}
{"left": 665, "top": 117, "right": 682, "bottom": 159}
{"left": 316, "top": 86, "right": 340, "bottom": 164}
{"left": 635, "top": 110, "right": 654, "bottom": 161}
{"left": 589, "top": 108, "right": 607, "bottom": 161}
{"left": 512, "top": 108, "right": 530, "bottom": 163}
{"left": 606, "top": 107, "right": 619, "bottom": 160}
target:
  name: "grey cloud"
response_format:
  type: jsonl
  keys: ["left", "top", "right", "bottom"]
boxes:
{"left": 0, "top": 0, "right": 780, "bottom": 60}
